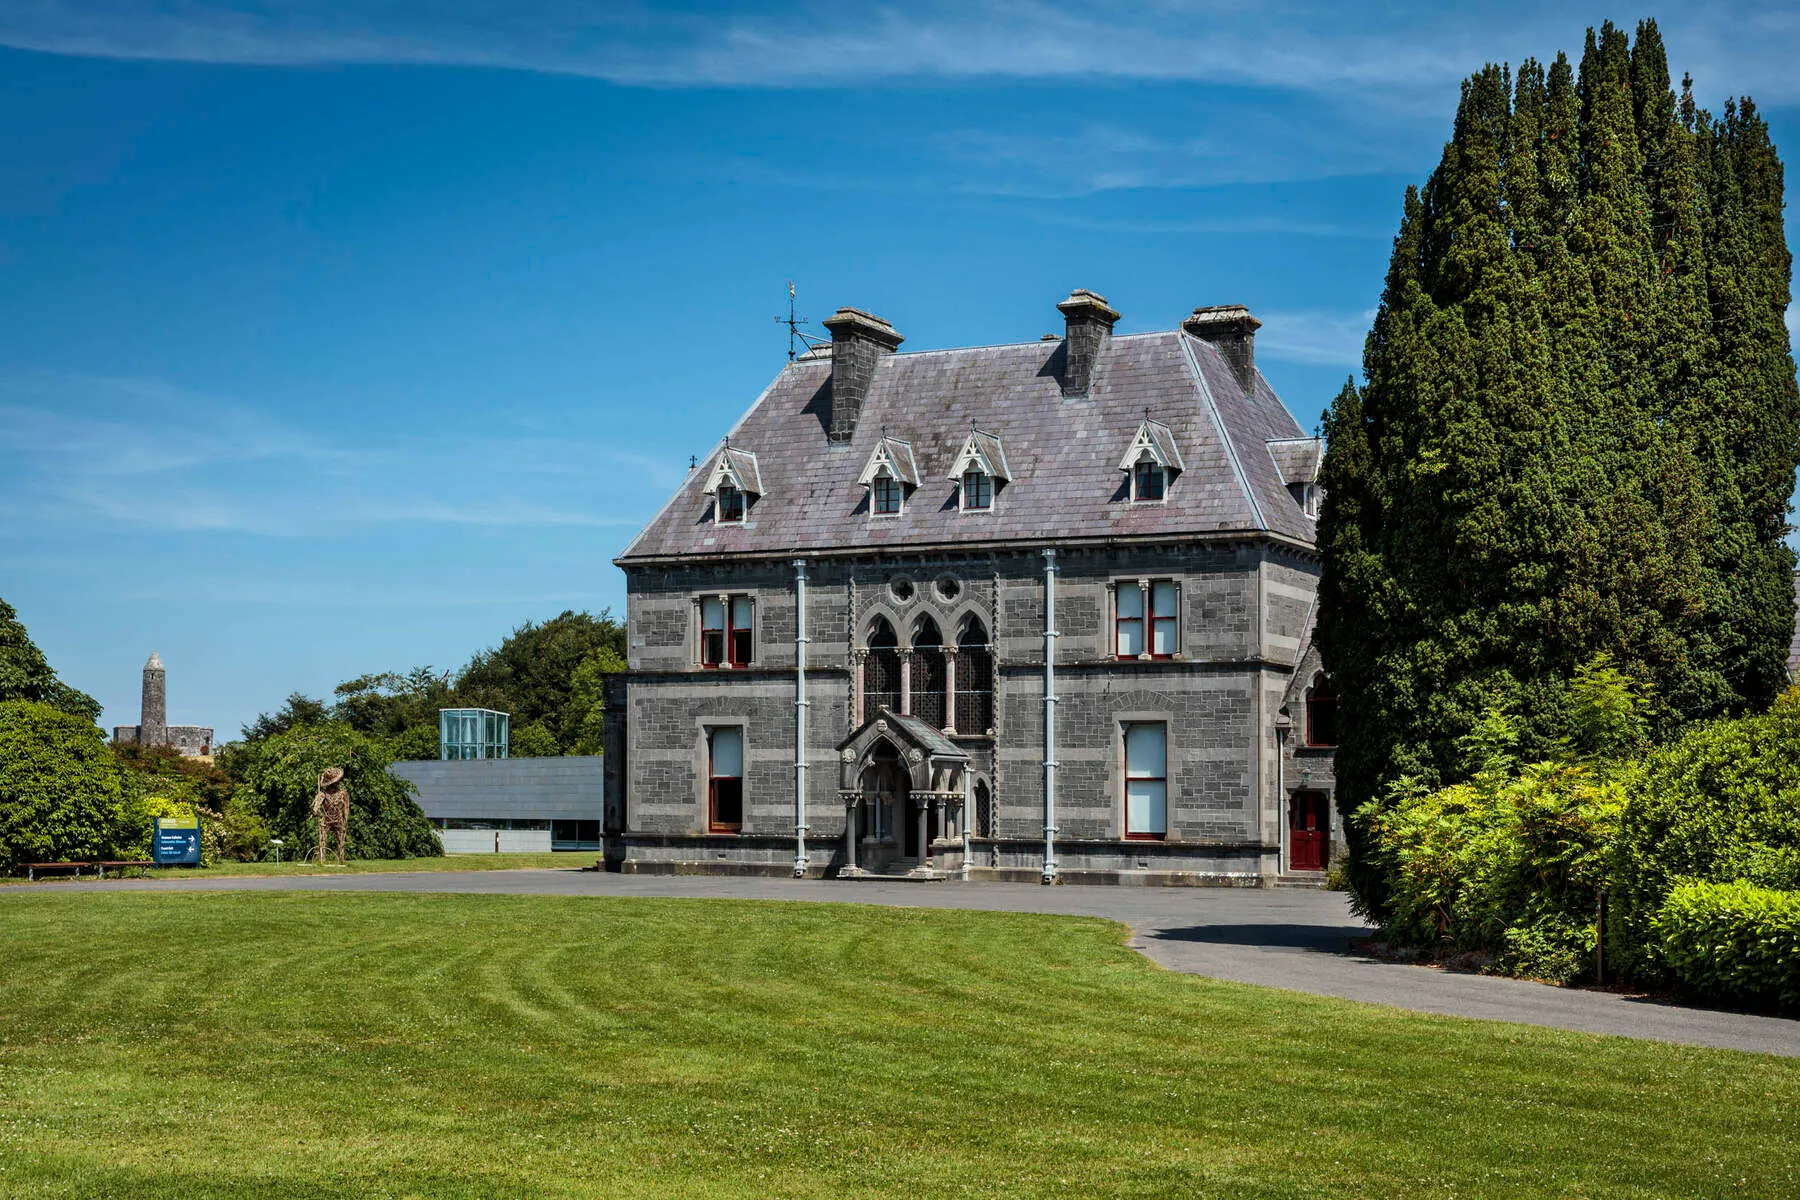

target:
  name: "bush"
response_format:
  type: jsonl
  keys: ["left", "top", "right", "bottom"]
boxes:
{"left": 238, "top": 722, "right": 441, "bottom": 860}
{"left": 1653, "top": 881, "right": 1800, "bottom": 1013}
{"left": 1610, "top": 690, "right": 1800, "bottom": 981}
{"left": 0, "top": 700, "right": 127, "bottom": 870}
{"left": 1362, "top": 760, "right": 1623, "bottom": 983}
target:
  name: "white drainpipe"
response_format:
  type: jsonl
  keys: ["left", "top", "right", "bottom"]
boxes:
{"left": 792, "top": 559, "right": 810, "bottom": 878}
{"left": 1042, "top": 548, "right": 1059, "bottom": 884}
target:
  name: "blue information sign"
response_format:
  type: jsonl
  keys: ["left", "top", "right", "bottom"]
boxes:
{"left": 153, "top": 815, "right": 201, "bottom": 866}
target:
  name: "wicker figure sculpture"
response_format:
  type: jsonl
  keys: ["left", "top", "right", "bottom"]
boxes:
{"left": 312, "top": 766, "right": 350, "bottom": 865}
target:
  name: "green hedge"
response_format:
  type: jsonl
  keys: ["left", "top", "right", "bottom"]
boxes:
{"left": 1653, "top": 881, "right": 1800, "bottom": 1012}
{"left": 1610, "top": 691, "right": 1800, "bottom": 982}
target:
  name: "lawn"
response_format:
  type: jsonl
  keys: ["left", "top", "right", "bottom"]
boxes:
{"left": 0, "top": 852, "right": 591, "bottom": 885}
{"left": 0, "top": 893, "right": 1793, "bottom": 1199}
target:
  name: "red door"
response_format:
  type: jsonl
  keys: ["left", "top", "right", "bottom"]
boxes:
{"left": 1289, "top": 792, "right": 1329, "bottom": 871}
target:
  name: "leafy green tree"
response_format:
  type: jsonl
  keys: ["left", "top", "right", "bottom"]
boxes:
{"left": 562, "top": 645, "right": 626, "bottom": 756}
{"left": 508, "top": 722, "right": 560, "bottom": 758}
{"left": 0, "top": 700, "right": 127, "bottom": 870}
{"left": 237, "top": 693, "right": 330, "bottom": 743}
{"left": 237, "top": 723, "right": 441, "bottom": 860}
{"left": 453, "top": 610, "right": 625, "bottom": 753}
{"left": 1318, "top": 20, "right": 1800, "bottom": 914}
{"left": 0, "top": 599, "right": 100, "bottom": 722}
{"left": 333, "top": 667, "right": 455, "bottom": 742}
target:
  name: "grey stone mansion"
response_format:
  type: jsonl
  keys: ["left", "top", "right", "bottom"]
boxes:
{"left": 602, "top": 290, "right": 1338, "bottom": 884}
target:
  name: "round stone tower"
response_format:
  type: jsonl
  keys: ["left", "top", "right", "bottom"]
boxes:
{"left": 140, "top": 651, "right": 167, "bottom": 747}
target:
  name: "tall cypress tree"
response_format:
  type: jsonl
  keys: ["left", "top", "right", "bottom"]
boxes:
{"left": 1317, "top": 20, "right": 1800, "bottom": 913}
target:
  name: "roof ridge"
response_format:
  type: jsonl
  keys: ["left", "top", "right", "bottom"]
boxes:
{"left": 884, "top": 329, "right": 1172, "bottom": 359}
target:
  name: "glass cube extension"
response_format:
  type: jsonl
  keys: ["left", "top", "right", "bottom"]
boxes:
{"left": 439, "top": 708, "right": 510, "bottom": 760}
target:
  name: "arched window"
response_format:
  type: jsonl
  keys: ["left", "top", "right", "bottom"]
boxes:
{"left": 865, "top": 617, "right": 901, "bottom": 719}
{"left": 1305, "top": 674, "right": 1337, "bottom": 748}
{"left": 973, "top": 779, "right": 994, "bottom": 839}
{"left": 956, "top": 617, "right": 994, "bottom": 736}
{"left": 912, "top": 616, "right": 946, "bottom": 728}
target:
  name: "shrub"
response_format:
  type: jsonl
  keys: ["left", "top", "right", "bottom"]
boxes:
{"left": 0, "top": 699, "right": 127, "bottom": 870}
{"left": 1362, "top": 760, "right": 1623, "bottom": 983}
{"left": 238, "top": 722, "right": 441, "bottom": 860}
{"left": 1610, "top": 690, "right": 1800, "bottom": 981}
{"left": 1653, "top": 881, "right": 1800, "bottom": 1013}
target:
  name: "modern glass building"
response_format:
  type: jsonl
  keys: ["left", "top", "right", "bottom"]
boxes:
{"left": 439, "top": 708, "right": 510, "bottom": 760}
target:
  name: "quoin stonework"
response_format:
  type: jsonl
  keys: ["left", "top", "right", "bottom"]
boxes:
{"left": 604, "top": 290, "right": 1339, "bottom": 884}
{"left": 112, "top": 652, "right": 214, "bottom": 759}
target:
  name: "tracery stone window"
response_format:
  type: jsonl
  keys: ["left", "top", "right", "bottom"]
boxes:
{"left": 912, "top": 616, "right": 947, "bottom": 729}
{"left": 864, "top": 616, "right": 901, "bottom": 718}
{"left": 955, "top": 616, "right": 994, "bottom": 736}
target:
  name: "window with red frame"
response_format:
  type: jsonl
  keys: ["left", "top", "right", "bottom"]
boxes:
{"left": 1124, "top": 722, "right": 1168, "bottom": 839}
{"left": 707, "top": 726, "right": 743, "bottom": 831}
{"left": 1116, "top": 581, "right": 1177, "bottom": 659}
{"left": 716, "top": 485, "right": 745, "bottom": 523}
{"left": 1150, "top": 581, "right": 1177, "bottom": 656}
{"left": 1115, "top": 583, "right": 1144, "bottom": 658}
{"left": 700, "top": 596, "right": 755, "bottom": 668}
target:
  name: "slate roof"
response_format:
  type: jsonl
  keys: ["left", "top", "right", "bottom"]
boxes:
{"left": 838, "top": 707, "right": 971, "bottom": 762}
{"left": 618, "top": 326, "right": 1320, "bottom": 563}
{"left": 1266, "top": 438, "right": 1322, "bottom": 486}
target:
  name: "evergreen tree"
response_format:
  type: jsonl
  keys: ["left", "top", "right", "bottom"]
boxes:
{"left": 1318, "top": 20, "right": 1800, "bottom": 914}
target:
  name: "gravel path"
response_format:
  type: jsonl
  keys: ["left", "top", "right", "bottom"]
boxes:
{"left": 24, "top": 867, "right": 1800, "bottom": 1057}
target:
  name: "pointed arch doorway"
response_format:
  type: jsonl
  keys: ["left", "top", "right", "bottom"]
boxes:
{"left": 836, "top": 710, "right": 970, "bottom": 879}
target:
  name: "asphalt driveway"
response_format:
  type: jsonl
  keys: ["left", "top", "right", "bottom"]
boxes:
{"left": 25, "top": 868, "right": 1800, "bottom": 1057}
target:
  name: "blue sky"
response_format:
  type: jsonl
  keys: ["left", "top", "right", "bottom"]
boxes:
{"left": 1, "top": 2, "right": 1796, "bottom": 738}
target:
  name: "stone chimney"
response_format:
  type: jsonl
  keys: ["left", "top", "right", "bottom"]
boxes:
{"left": 822, "top": 306, "right": 903, "bottom": 443}
{"left": 1183, "top": 304, "right": 1262, "bottom": 393}
{"left": 141, "top": 651, "right": 166, "bottom": 747}
{"left": 1056, "top": 288, "right": 1119, "bottom": 399}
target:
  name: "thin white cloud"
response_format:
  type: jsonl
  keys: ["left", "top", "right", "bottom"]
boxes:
{"left": 1257, "top": 308, "right": 1374, "bottom": 368}
{"left": 0, "top": 373, "right": 676, "bottom": 537}
{"left": 3, "top": 2, "right": 1795, "bottom": 104}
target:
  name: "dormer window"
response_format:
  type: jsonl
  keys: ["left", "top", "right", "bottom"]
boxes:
{"left": 961, "top": 469, "right": 993, "bottom": 510}
{"left": 858, "top": 432, "right": 920, "bottom": 519}
{"left": 1119, "top": 416, "right": 1182, "bottom": 505}
{"left": 948, "top": 425, "right": 1009, "bottom": 514}
{"left": 873, "top": 476, "right": 904, "bottom": 515}
{"left": 702, "top": 445, "right": 763, "bottom": 524}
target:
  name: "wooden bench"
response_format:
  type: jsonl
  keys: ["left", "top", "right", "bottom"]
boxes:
{"left": 23, "top": 862, "right": 93, "bottom": 881}
{"left": 97, "top": 860, "right": 155, "bottom": 879}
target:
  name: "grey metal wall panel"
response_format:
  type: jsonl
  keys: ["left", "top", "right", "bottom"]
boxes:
{"left": 391, "top": 758, "right": 606, "bottom": 821}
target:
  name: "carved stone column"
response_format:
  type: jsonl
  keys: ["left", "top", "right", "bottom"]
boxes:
{"left": 1136, "top": 577, "right": 1153, "bottom": 660}
{"left": 841, "top": 789, "right": 859, "bottom": 872}
{"left": 943, "top": 648, "right": 958, "bottom": 734}
{"left": 899, "top": 649, "right": 914, "bottom": 716}
{"left": 853, "top": 649, "right": 868, "bottom": 727}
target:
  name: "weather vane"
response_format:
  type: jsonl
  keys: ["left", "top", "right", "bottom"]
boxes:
{"left": 774, "top": 280, "right": 828, "bottom": 362}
